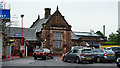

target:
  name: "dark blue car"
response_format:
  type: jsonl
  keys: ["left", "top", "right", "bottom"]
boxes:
{"left": 92, "top": 49, "right": 116, "bottom": 63}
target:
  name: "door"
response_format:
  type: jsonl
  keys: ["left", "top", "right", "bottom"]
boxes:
{"left": 65, "top": 50, "right": 73, "bottom": 60}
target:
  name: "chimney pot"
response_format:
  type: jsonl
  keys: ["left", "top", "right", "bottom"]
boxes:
{"left": 44, "top": 8, "right": 51, "bottom": 18}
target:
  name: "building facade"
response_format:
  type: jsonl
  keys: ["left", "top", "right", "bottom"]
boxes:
{"left": 71, "top": 31, "right": 107, "bottom": 48}
{"left": 31, "top": 7, "right": 72, "bottom": 53}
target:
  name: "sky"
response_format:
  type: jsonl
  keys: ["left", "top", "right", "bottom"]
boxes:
{"left": 1, "top": 0, "right": 120, "bottom": 37}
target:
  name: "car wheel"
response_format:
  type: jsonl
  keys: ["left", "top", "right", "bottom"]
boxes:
{"left": 96, "top": 57, "right": 101, "bottom": 63}
{"left": 63, "top": 56, "right": 67, "bottom": 62}
{"left": 117, "top": 65, "right": 120, "bottom": 68}
{"left": 89, "top": 61, "right": 93, "bottom": 64}
{"left": 76, "top": 57, "right": 80, "bottom": 64}
{"left": 42, "top": 56, "right": 47, "bottom": 60}
{"left": 51, "top": 56, "right": 53, "bottom": 59}
{"left": 34, "top": 57, "right": 37, "bottom": 60}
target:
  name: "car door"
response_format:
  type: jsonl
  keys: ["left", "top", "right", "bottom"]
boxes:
{"left": 92, "top": 49, "right": 98, "bottom": 59}
{"left": 98, "top": 49, "right": 104, "bottom": 59}
{"left": 71, "top": 50, "right": 79, "bottom": 61}
{"left": 65, "top": 50, "right": 73, "bottom": 60}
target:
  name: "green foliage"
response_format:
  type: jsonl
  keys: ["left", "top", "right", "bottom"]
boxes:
{"left": 96, "top": 31, "right": 104, "bottom": 37}
{"left": 117, "top": 30, "right": 120, "bottom": 43}
{"left": 101, "top": 42, "right": 120, "bottom": 45}
{"left": 108, "top": 32, "right": 118, "bottom": 42}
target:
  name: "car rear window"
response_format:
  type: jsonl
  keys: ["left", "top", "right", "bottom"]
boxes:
{"left": 112, "top": 47, "right": 120, "bottom": 51}
{"left": 44, "top": 49, "right": 50, "bottom": 52}
{"left": 105, "top": 50, "right": 114, "bottom": 53}
{"left": 35, "top": 49, "right": 43, "bottom": 52}
{"left": 81, "top": 49, "right": 92, "bottom": 53}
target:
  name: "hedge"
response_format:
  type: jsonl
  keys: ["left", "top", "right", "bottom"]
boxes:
{"left": 101, "top": 42, "right": 120, "bottom": 45}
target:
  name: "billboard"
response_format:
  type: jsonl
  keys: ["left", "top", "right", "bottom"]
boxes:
{"left": 0, "top": 9, "right": 10, "bottom": 19}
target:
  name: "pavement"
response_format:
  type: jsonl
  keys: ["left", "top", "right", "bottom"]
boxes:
{"left": 1, "top": 56, "right": 118, "bottom": 68}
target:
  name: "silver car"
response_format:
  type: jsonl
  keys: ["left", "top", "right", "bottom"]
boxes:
{"left": 62, "top": 48, "right": 94, "bottom": 63}
{"left": 92, "top": 49, "right": 116, "bottom": 63}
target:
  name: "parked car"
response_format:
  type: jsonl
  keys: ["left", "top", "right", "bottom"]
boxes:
{"left": 92, "top": 49, "right": 116, "bottom": 63}
{"left": 62, "top": 48, "right": 94, "bottom": 63}
{"left": 110, "top": 47, "right": 120, "bottom": 58}
{"left": 33, "top": 48, "right": 53, "bottom": 60}
{"left": 71, "top": 46, "right": 92, "bottom": 50}
{"left": 116, "top": 57, "right": 120, "bottom": 68}
{"left": 104, "top": 47, "right": 112, "bottom": 50}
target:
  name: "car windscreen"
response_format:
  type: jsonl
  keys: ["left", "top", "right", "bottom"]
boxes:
{"left": 35, "top": 49, "right": 43, "bottom": 52}
{"left": 105, "top": 48, "right": 111, "bottom": 50}
{"left": 81, "top": 49, "right": 92, "bottom": 53}
{"left": 72, "top": 47, "right": 83, "bottom": 50}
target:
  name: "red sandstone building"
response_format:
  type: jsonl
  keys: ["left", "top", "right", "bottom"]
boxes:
{"left": 30, "top": 7, "right": 72, "bottom": 53}
{"left": 30, "top": 7, "right": 107, "bottom": 55}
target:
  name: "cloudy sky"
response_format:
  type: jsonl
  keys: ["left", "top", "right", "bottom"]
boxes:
{"left": 1, "top": 0, "right": 120, "bottom": 37}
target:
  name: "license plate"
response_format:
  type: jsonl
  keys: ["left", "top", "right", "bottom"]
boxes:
{"left": 86, "top": 58, "right": 92, "bottom": 60}
{"left": 36, "top": 53, "right": 40, "bottom": 55}
{"left": 109, "top": 54, "right": 113, "bottom": 56}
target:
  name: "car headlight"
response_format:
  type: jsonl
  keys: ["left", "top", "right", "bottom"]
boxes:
{"left": 117, "top": 58, "right": 120, "bottom": 62}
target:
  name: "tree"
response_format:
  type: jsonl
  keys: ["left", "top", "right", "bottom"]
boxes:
{"left": 96, "top": 31, "right": 104, "bottom": 37}
{"left": 108, "top": 32, "right": 118, "bottom": 42}
{"left": 117, "top": 28, "right": 120, "bottom": 43}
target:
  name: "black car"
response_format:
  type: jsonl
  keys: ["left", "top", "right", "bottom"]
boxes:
{"left": 116, "top": 58, "right": 120, "bottom": 68}
{"left": 110, "top": 47, "right": 120, "bottom": 58}
{"left": 92, "top": 49, "right": 116, "bottom": 63}
{"left": 62, "top": 48, "right": 94, "bottom": 63}
{"left": 33, "top": 48, "right": 53, "bottom": 60}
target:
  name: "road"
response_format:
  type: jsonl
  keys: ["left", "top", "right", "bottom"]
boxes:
{"left": 2, "top": 56, "right": 118, "bottom": 68}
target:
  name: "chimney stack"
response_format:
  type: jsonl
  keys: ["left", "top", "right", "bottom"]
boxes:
{"left": 44, "top": 8, "right": 51, "bottom": 18}
{"left": 103, "top": 25, "right": 105, "bottom": 36}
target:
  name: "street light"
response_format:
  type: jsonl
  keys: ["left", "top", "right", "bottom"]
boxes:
{"left": 21, "top": 14, "right": 24, "bottom": 57}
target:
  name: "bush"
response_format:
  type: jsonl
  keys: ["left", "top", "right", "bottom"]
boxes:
{"left": 102, "top": 42, "right": 120, "bottom": 45}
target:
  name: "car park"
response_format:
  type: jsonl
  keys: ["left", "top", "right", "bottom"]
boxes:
{"left": 62, "top": 48, "right": 94, "bottom": 63}
{"left": 33, "top": 48, "right": 53, "bottom": 60}
{"left": 92, "top": 49, "right": 116, "bottom": 63}
{"left": 116, "top": 57, "right": 120, "bottom": 68}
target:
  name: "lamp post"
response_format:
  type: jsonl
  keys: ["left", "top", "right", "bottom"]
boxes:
{"left": 21, "top": 14, "right": 24, "bottom": 57}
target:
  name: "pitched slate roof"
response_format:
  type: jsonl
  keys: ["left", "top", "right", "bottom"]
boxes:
{"left": 30, "top": 17, "right": 50, "bottom": 32}
{"left": 30, "top": 7, "right": 71, "bottom": 32}
{"left": 71, "top": 31, "right": 79, "bottom": 40}
{"left": 71, "top": 31, "right": 101, "bottom": 40}
{"left": 74, "top": 31, "right": 101, "bottom": 37}
{"left": 7, "top": 27, "right": 38, "bottom": 41}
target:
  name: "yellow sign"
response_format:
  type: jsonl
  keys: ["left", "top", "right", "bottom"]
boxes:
{"left": 10, "top": 39, "right": 14, "bottom": 41}
{"left": 99, "top": 45, "right": 120, "bottom": 49}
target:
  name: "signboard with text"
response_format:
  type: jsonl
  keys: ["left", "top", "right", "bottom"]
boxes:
{"left": 14, "top": 33, "right": 21, "bottom": 37}
{"left": 0, "top": 9, "right": 10, "bottom": 19}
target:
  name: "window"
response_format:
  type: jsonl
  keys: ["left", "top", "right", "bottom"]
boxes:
{"left": 44, "top": 49, "right": 50, "bottom": 52}
{"left": 99, "top": 50, "right": 104, "bottom": 53}
{"left": 35, "top": 49, "right": 43, "bottom": 52}
{"left": 52, "top": 31, "right": 63, "bottom": 48}
{"left": 81, "top": 49, "right": 92, "bottom": 53}
{"left": 92, "top": 50, "right": 98, "bottom": 53}
{"left": 73, "top": 50, "right": 79, "bottom": 53}
{"left": 69, "top": 50, "right": 73, "bottom": 53}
